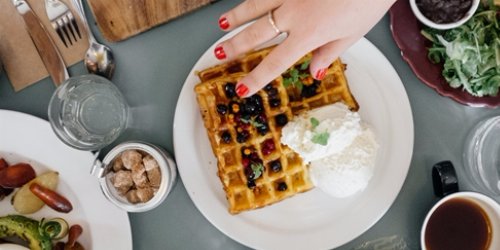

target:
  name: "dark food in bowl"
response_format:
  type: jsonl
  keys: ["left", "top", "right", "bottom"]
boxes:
{"left": 416, "top": 0, "right": 473, "bottom": 24}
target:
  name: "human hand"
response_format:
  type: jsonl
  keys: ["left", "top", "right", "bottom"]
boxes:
{"left": 215, "top": 0, "right": 396, "bottom": 97}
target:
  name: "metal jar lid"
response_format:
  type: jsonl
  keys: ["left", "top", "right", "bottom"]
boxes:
{"left": 91, "top": 141, "right": 177, "bottom": 212}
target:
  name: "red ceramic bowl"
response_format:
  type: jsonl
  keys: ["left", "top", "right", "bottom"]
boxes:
{"left": 389, "top": 0, "right": 500, "bottom": 108}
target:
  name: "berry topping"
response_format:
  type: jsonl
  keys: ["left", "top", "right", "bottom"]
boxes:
{"left": 236, "top": 130, "right": 250, "bottom": 143}
{"left": 255, "top": 114, "right": 267, "bottom": 124}
{"left": 257, "top": 123, "right": 269, "bottom": 135}
{"left": 264, "top": 139, "right": 275, "bottom": 150}
{"left": 301, "top": 80, "right": 320, "bottom": 98}
{"left": 269, "top": 98, "right": 281, "bottom": 108}
{"left": 249, "top": 152, "right": 259, "bottom": 161}
{"left": 242, "top": 102, "right": 257, "bottom": 115}
{"left": 234, "top": 114, "right": 242, "bottom": 124}
{"left": 221, "top": 131, "right": 231, "bottom": 143}
{"left": 277, "top": 182, "right": 287, "bottom": 191}
{"left": 242, "top": 158, "right": 250, "bottom": 168}
{"left": 249, "top": 94, "right": 263, "bottom": 105}
{"left": 229, "top": 101, "right": 241, "bottom": 114}
{"left": 246, "top": 95, "right": 264, "bottom": 114}
{"left": 264, "top": 83, "right": 273, "bottom": 91}
{"left": 242, "top": 148, "right": 252, "bottom": 156}
{"left": 247, "top": 179, "right": 256, "bottom": 189}
{"left": 275, "top": 114, "right": 289, "bottom": 127}
{"left": 237, "top": 119, "right": 251, "bottom": 130}
{"left": 216, "top": 104, "right": 228, "bottom": 115}
{"left": 261, "top": 139, "right": 275, "bottom": 155}
{"left": 269, "top": 160, "right": 282, "bottom": 172}
{"left": 224, "top": 83, "right": 237, "bottom": 98}
{"left": 267, "top": 87, "right": 278, "bottom": 97}
{"left": 245, "top": 167, "right": 255, "bottom": 180}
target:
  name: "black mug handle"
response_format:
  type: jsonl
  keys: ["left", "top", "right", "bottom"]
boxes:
{"left": 432, "top": 161, "right": 459, "bottom": 197}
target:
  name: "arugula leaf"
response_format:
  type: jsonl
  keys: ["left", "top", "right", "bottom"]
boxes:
{"left": 422, "top": 8, "right": 500, "bottom": 97}
{"left": 310, "top": 117, "right": 319, "bottom": 130}
{"left": 311, "top": 132, "right": 330, "bottom": 146}
{"left": 250, "top": 162, "right": 264, "bottom": 179}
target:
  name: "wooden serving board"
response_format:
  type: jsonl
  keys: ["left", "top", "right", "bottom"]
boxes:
{"left": 86, "top": 0, "right": 216, "bottom": 42}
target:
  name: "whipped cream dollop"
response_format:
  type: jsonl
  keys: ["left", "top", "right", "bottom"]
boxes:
{"left": 280, "top": 103, "right": 378, "bottom": 198}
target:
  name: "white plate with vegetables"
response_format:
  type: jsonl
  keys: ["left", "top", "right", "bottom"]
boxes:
{"left": 0, "top": 110, "right": 132, "bottom": 250}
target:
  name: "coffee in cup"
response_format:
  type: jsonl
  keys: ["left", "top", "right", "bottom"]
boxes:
{"left": 421, "top": 192, "right": 500, "bottom": 250}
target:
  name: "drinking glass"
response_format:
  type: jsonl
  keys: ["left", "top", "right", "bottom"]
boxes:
{"left": 48, "top": 74, "right": 129, "bottom": 151}
{"left": 463, "top": 115, "right": 500, "bottom": 200}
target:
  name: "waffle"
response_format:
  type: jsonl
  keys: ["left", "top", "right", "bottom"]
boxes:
{"left": 194, "top": 47, "right": 358, "bottom": 214}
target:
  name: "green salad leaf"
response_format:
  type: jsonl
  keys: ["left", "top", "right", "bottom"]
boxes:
{"left": 422, "top": 8, "right": 500, "bottom": 97}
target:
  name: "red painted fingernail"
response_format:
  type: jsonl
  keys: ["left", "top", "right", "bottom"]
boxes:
{"left": 214, "top": 45, "right": 226, "bottom": 60}
{"left": 236, "top": 83, "right": 249, "bottom": 97}
{"left": 219, "top": 16, "right": 230, "bottom": 30}
{"left": 315, "top": 68, "right": 327, "bottom": 80}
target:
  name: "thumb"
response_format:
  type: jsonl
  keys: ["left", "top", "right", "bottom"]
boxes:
{"left": 309, "top": 38, "right": 357, "bottom": 80}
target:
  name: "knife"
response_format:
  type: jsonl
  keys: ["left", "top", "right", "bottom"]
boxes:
{"left": 13, "top": 0, "right": 68, "bottom": 86}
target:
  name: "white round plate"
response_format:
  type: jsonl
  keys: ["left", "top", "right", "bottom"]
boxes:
{"left": 0, "top": 110, "right": 132, "bottom": 249}
{"left": 174, "top": 30, "right": 413, "bottom": 250}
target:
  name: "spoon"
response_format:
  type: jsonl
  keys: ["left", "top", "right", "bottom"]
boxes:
{"left": 71, "top": 0, "right": 115, "bottom": 79}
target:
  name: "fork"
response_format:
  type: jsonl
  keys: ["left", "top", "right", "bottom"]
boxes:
{"left": 44, "top": 0, "right": 81, "bottom": 47}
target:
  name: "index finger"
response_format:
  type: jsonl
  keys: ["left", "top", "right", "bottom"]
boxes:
{"left": 235, "top": 36, "right": 311, "bottom": 97}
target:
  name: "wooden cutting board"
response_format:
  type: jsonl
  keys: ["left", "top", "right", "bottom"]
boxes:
{"left": 86, "top": 0, "right": 216, "bottom": 42}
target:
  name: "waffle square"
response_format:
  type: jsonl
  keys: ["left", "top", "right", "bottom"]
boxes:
{"left": 194, "top": 47, "right": 358, "bottom": 214}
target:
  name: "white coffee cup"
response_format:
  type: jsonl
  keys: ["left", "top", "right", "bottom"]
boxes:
{"left": 421, "top": 192, "right": 500, "bottom": 250}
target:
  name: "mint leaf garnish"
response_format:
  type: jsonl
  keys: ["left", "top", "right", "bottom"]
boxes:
{"left": 312, "top": 132, "right": 330, "bottom": 146}
{"left": 283, "top": 78, "right": 292, "bottom": 88}
{"left": 240, "top": 117, "right": 251, "bottom": 124}
{"left": 310, "top": 117, "right": 319, "bottom": 130}
{"left": 241, "top": 117, "right": 264, "bottom": 128}
{"left": 300, "top": 60, "right": 311, "bottom": 70}
{"left": 251, "top": 162, "right": 264, "bottom": 179}
{"left": 296, "top": 81, "right": 303, "bottom": 91}
{"left": 283, "top": 63, "right": 310, "bottom": 91}
{"left": 252, "top": 120, "right": 264, "bottom": 128}
{"left": 299, "top": 73, "right": 309, "bottom": 78}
